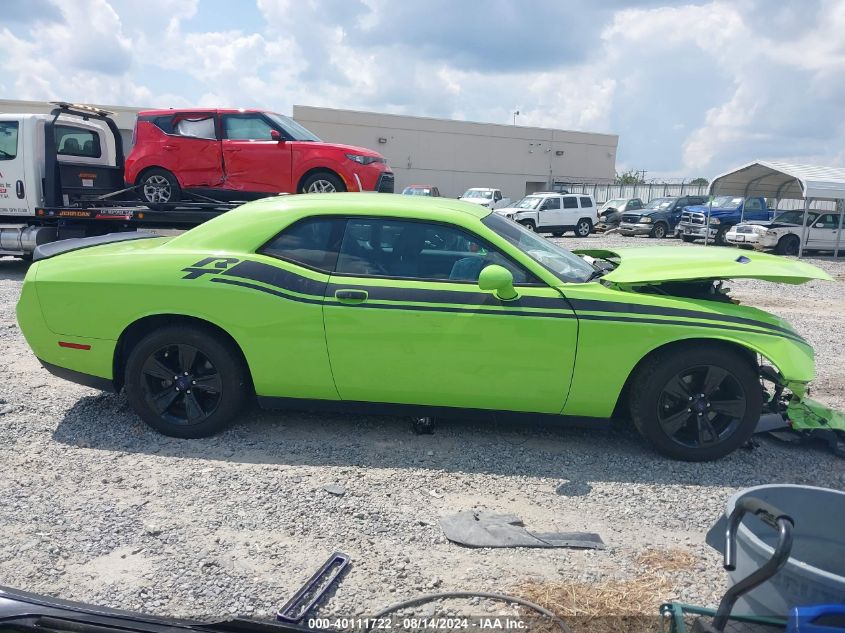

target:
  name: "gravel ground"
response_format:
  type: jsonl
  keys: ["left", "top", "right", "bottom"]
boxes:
{"left": 0, "top": 233, "right": 843, "bottom": 623}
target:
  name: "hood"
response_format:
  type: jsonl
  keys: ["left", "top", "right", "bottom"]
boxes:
{"left": 459, "top": 197, "right": 492, "bottom": 205}
{"left": 495, "top": 206, "right": 522, "bottom": 214}
{"left": 684, "top": 204, "right": 736, "bottom": 214}
{"left": 573, "top": 246, "right": 834, "bottom": 285}
{"left": 294, "top": 141, "right": 384, "bottom": 159}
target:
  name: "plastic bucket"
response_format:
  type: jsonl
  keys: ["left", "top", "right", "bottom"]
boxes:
{"left": 724, "top": 484, "right": 845, "bottom": 616}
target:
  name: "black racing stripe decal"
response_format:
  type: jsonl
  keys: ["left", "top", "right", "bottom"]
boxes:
{"left": 211, "top": 277, "right": 325, "bottom": 305}
{"left": 578, "top": 313, "right": 810, "bottom": 347}
{"left": 568, "top": 298, "right": 798, "bottom": 339}
{"left": 326, "top": 283, "right": 565, "bottom": 310}
{"left": 223, "top": 260, "right": 328, "bottom": 297}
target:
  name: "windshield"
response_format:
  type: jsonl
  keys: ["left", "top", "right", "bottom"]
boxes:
{"left": 708, "top": 196, "right": 743, "bottom": 209}
{"left": 512, "top": 196, "right": 543, "bottom": 209}
{"left": 463, "top": 189, "right": 493, "bottom": 199}
{"left": 772, "top": 210, "right": 819, "bottom": 225}
{"left": 266, "top": 112, "right": 321, "bottom": 141}
{"left": 643, "top": 198, "right": 674, "bottom": 210}
{"left": 482, "top": 213, "right": 596, "bottom": 283}
{"left": 403, "top": 187, "right": 432, "bottom": 195}
{"left": 601, "top": 198, "right": 625, "bottom": 210}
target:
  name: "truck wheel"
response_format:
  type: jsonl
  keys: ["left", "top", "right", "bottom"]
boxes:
{"left": 681, "top": 235, "right": 696, "bottom": 243}
{"left": 125, "top": 325, "right": 248, "bottom": 438}
{"left": 714, "top": 226, "right": 730, "bottom": 246}
{"left": 776, "top": 234, "right": 800, "bottom": 256}
{"left": 575, "top": 219, "right": 592, "bottom": 237}
{"left": 629, "top": 345, "right": 761, "bottom": 461}
{"left": 520, "top": 220, "right": 536, "bottom": 232}
{"left": 139, "top": 168, "right": 181, "bottom": 210}
{"left": 301, "top": 171, "right": 346, "bottom": 193}
{"left": 649, "top": 223, "right": 668, "bottom": 239}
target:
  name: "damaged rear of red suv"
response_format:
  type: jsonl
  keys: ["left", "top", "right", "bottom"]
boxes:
{"left": 125, "top": 108, "right": 394, "bottom": 207}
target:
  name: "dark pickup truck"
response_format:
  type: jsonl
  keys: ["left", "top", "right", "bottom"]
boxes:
{"left": 618, "top": 195, "right": 708, "bottom": 239}
{"left": 676, "top": 196, "right": 774, "bottom": 245}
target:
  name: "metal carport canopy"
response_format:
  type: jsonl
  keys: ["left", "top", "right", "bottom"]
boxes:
{"left": 709, "top": 160, "right": 845, "bottom": 200}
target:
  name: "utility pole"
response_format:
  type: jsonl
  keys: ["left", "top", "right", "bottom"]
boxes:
{"left": 513, "top": 110, "right": 519, "bottom": 126}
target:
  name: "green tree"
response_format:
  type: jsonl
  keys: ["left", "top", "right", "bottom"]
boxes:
{"left": 615, "top": 169, "right": 645, "bottom": 185}
{"left": 689, "top": 177, "right": 709, "bottom": 186}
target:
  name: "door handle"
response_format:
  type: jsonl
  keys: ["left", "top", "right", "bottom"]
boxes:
{"left": 162, "top": 144, "right": 177, "bottom": 151}
{"left": 15, "top": 180, "right": 24, "bottom": 199}
{"left": 334, "top": 289, "right": 368, "bottom": 303}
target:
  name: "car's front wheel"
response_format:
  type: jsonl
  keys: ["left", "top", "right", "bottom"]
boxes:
{"left": 649, "top": 222, "right": 668, "bottom": 239}
{"left": 520, "top": 220, "right": 536, "bottom": 232}
{"left": 125, "top": 325, "right": 248, "bottom": 438}
{"left": 629, "top": 345, "right": 762, "bottom": 461}
{"left": 301, "top": 171, "right": 346, "bottom": 194}
{"left": 575, "top": 219, "right": 593, "bottom": 237}
{"left": 681, "top": 235, "right": 696, "bottom": 243}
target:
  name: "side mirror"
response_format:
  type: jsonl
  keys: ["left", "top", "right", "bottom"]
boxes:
{"left": 270, "top": 129, "right": 283, "bottom": 142}
{"left": 478, "top": 265, "right": 519, "bottom": 301}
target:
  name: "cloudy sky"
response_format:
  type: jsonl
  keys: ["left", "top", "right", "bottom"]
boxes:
{"left": 2, "top": 0, "right": 844, "bottom": 178}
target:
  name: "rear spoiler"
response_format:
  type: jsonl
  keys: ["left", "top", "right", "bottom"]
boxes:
{"left": 32, "top": 232, "right": 159, "bottom": 262}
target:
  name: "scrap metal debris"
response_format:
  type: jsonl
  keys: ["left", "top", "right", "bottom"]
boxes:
{"left": 440, "top": 511, "right": 605, "bottom": 549}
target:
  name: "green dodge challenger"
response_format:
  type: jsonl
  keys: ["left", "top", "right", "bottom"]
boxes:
{"left": 16, "top": 194, "right": 832, "bottom": 460}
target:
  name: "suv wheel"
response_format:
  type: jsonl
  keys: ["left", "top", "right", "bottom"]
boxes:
{"left": 301, "top": 171, "right": 346, "bottom": 194}
{"left": 681, "top": 235, "right": 696, "bottom": 243}
{"left": 575, "top": 219, "right": 592, "bottom": 237}
{"left": 125, "top": 325, "right": 248, "bottom": 438}
{"left": 776, "top": 234, "right": 800, "bottom": 256}
{"left": 139, "top": 168, "right": 181, "bottom": 210}
{"left": 520, "top": 220, "right": 536, "bottom": 232}
{"left": 650, "top": 222, "right": 668, "bottom": 239}
{"left": 629, "top": 345, "right": 761, "bottom": 461}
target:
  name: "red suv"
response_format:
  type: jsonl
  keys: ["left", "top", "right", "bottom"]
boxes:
{"left": 125, "top": 108, "right": 394, "bottom": 207}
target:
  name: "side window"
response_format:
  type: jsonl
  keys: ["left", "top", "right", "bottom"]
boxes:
{"left": 562, "top": 197, "right": 578, "bottom": 209}
{"left": 153, "top": 116, "right": 175, "bottom": 134}
{"left": 745, "top": 198, "right": 762, "bottom": 211}
{"left": 579, "top": 197, "right": 593, "bottom": 208}
{"left": 223, "top": 114, "right": 275, "bottom": 140}
{"left": 629, "top": 199, "right": 643, "bottom": 210}
{"left": 54, "top": 125, "right": 101, "bottom": 158}
{"left": 813, "top": 214, "right": 839, "bottom": 229}
{"left": 494, "top": 191, "right": 502, "bottom": 201}
{"left": 336, "top": 218, "right": 535, "bottom": 284}
{"left": 0, "top": 121, "right": 19, "bottom": 160}
{"left": 260, "top": 217, "right": 346, "bottom": 272}
{"left": 174, "top": 116, "right": 216, "bottom": 140}
{"left": 542, "top": 198, "right": 561, "bottom": 210}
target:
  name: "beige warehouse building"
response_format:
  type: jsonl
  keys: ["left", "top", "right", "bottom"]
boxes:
{"left": 294, "top": 106, "right": 618, "bottom": 199}
{"left": 0, "top": 100, "right": 618, "bottom": 199}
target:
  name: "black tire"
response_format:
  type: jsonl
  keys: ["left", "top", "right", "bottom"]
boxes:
{"left": 714, "top": 226, "right": 730, "bottom": 246}
{"left": 681, "top": 235, "right": 696, "bottom": 243}
{"left": 629, "top": 345, "right": 762, "bottom": 461}
{"left": 125, "top": 325, "right": 248, "bottom": 438}
{"left": 776, "top": 234, "right": 800, "bottom": 256}
{"left": 649, "top": 222, "right": 668, "bottom": 239}
{"left": 552, "top": 232, "right": 564, "bottom": 237}
{"left": 138, "top": 168, "right": 181, "bottom": 210}
{"left": 300, "top": 171, "right": 346, "bottom": 194}
{"left": 575, "top": 218, "right": 592, "bottom": 237}
{"left": 520, "top": 220, "right": 536, "bottom": 232}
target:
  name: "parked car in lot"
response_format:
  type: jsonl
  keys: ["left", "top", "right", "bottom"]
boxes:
{"left": 458, "top": 188, "right": 511, "bottom": 209}
{"left": 402, "top": 185, "right": 441, "bottom": 197}
{"left": 125, "top": 108, "right": 394, "bottom": 208}
{"left": 726, "top": 209, "right": 843, "bottom": 255}
{"left": 495, "top": 192, "right": 598, "bottom": 237}
{"left": 17, "top": 194, "right": 832, "bottom": 461}
{"left": 619, "top": 195, "right": 709, "bottom": 239}
{"left": 596, "top": 197, "right": 643, "bottom": 230}
{"left": 677, "top": 196, "right": 773, "bottom": 245}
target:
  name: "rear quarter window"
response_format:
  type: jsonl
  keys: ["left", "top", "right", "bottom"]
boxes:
{"left": 54, "top": 125, "right": 101, "bottom": 158}
{"left": 563, "top": 197, "right": 578, "bottom": 209}
{"left": 579, "top": 197, "right": 593, "bottom": 207}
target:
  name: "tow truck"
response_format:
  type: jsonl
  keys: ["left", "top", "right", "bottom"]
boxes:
{"left": 0, "top": 103, "right": 243, "bottom": 259}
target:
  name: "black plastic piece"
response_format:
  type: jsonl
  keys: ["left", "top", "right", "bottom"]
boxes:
{"left": 33, "top": 231, "right": 157, "bottom": 261}
{"left": 276, "top": 552, "right": 350, "bottom": 623}
{"left": 412, "top": 416, "right": 435, "bottom": 435}
{"left": 39, "top": 360, "right": 116, "bottom": 392}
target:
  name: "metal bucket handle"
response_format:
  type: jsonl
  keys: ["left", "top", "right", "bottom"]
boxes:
{"left": 708, "top": 496, "right": 795, "bottom": 633}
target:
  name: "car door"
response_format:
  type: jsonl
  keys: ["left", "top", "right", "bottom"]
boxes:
{"left": 538, "top": 196, "right": 565, "bottom": 228}
{"left": 806, "top": 213, "right": 841, "bottom": 250}
{"left": 221, "top": 113, "right": 292, "bottom": 193}
{"left": 168, "top": 113, "right": 224, "bottom": 188}
{"left": 562, "top": 196, "right": 580, "bottom": 226}
{"left": 322, "top": 217, "right": 578, "bottom": 413}
{"left": 0, "top": 119, "right": 28, "bottom": 215}
{"left": 668, "top": 197, "right": 688, "bottom": 228}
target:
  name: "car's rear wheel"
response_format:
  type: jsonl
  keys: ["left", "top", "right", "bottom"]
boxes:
{"left": 776, "top": 234, "right": 800, "bottom": 256}
{"left": 520, "top": 220, "right": 536, "bottom": 232}
{"left": 629, "top": 346, "right": 761, "bottom": 461}
{"left": 125, "top": 326, "right": 247, "bottom": 438}
{"left": 681, "top": 235, "right": 696, "bottom": 243}
{"left": 575, "top": 219, "right": 592, "bottom": 237}
{"left": 301, "top": 171, "right": 346, "bottom": 194}
{"left": 139, "top": 168, "right": 181, "bottom": 210}
{"left": 650, "top": 222, "right": 668, "bottom": 239}
{"left": 552, "top": 232, "right": 564, "bottom": 237}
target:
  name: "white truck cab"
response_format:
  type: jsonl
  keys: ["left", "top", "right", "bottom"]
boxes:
{"left": 495, "top": 192, "right": 598, "bottom": 237}
{"left": 458, "top": 188, "right": 511, "bottom": 209}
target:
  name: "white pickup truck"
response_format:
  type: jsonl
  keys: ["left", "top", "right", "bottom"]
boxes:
{"left": 495, "top": 192, "right": 599, "bottom": 237}
{"left": 458, "top": 188, "right": 511, "bottom": 210}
